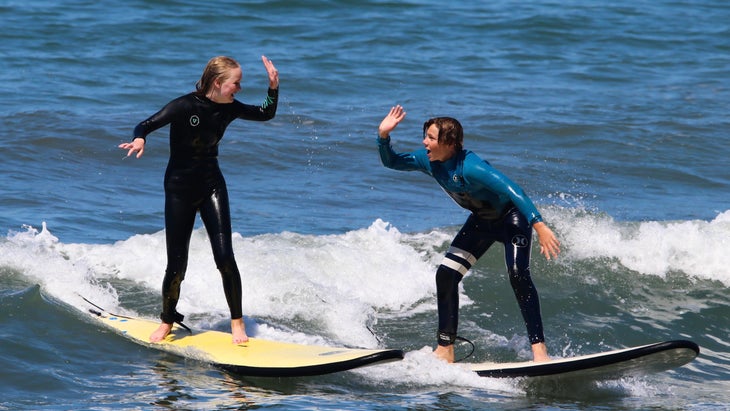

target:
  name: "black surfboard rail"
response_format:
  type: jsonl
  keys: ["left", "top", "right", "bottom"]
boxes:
{"left": 218, "top": 349, "right": 405, "bottom": 377}
{"left": 474, "top": 339, "right": 699, "bottom": 378}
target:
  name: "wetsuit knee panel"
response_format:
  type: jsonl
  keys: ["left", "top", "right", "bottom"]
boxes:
{"left": 440, "top": 246, "right": 477, "bottom": 276}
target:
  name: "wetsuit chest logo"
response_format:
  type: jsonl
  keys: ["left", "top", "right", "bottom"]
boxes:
{"left": 190, "top": 115, "right": 200, "bottom": 127}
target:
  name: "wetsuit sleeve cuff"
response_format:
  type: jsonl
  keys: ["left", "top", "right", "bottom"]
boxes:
{"left": 132, "top": 123, "right": 148, "bottom": 141}
{"left": 531, "top": 215, "right": 544, "bottom": 225}
{"left": 377, "top": 135, "right": 391, "bottom": 145}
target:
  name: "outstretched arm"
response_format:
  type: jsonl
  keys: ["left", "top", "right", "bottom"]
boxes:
{"left": 378, "top": 105, "right": 406, "bottom": 139}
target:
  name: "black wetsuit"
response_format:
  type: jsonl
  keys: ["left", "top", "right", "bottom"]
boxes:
{"left": 133, "top": 88, "right": 278, "bottom": 324}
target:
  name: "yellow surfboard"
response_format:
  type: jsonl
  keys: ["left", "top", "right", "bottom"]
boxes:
{"left": 85, "top": 302, "right": 403, "bottom": 377}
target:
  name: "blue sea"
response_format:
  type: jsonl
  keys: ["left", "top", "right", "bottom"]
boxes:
{"left": 1, "top": 0, "right": 729, "bottom": 409}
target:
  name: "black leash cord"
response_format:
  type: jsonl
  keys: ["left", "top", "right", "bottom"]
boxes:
{"left": 454, "top": 335, "right": 475, "bottom": 363}
{"left": 79, "top": 293, "right": 191, "bottom": 334}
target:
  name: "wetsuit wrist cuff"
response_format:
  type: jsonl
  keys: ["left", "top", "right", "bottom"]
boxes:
{"left": 377, "top": 135, "right": 390, "bottom": 144}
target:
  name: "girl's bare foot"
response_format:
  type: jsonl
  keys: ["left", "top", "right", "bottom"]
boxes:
{"left": 531, "top": 342, "right": 550, "bottom": 362}
{"left": 150, "top": 322, "right": 173, "bottom": 342}
{"left": 231, "top": 318, "right": 248, "bottom": 344}
{"left": 433, "top": 344, "right": 455, "bottom": 363}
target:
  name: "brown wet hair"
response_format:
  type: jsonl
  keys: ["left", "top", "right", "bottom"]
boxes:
{"left": 423, "top": 117, "right": 463, "bottom": 152}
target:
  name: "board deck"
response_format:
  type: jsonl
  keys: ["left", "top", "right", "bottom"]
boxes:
{"left": 470, "top": 340, "right": 699, "bottom": 379}
{"left": 86, "top": 305, "right": 403, "bottom": 377}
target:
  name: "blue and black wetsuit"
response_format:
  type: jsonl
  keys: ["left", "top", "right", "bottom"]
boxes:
{"left": 133, "top": 88, "right": 278, "bottom": 324}
{"left": 378, "top": 137, "right": 545, "bottom": 346}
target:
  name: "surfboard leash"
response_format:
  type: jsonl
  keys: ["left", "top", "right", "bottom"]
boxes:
{"left": 174, "top": 320, "right": 192, "bottom": 333}
{"left": 453, "top": 335, "right": 475, "bottom": 363}
{"left": 366, "top": 324, "right": 383, "bottom": 346}
{"left": 367, "top": 322, "right": 474, "bottom": 361}
{"left": 79, "top": 295, "right": 131, "bottom": 319}
{"left": 78, "top": 294, "right": 191, "bottom": 334}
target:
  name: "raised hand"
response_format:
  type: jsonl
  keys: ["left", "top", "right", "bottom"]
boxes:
{"left": 261, "top": 55, "right": 279, "bottom": 89}
{"left": 378, "top": 105, "right": 406, "bottom": 138}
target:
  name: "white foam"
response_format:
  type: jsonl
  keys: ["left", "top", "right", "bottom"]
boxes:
{"left": 6, "top": 208, "right": 729, "bottom": 319}
{"left": 6, "top": 209, "right": 729, "bottom": 328}
{"left": 548, "top": 207, "right": 730, "bottom": 285}
{"left": 1, "top": 219, "right": 443, "bottom": 348}
{"left": 1, "top": 222, "right": 120, "bottom": 310}
{"left": 352, "top": 346, "right": 520, "bottom": 394}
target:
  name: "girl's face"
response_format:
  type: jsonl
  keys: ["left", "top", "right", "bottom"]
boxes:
{"left": 208, "top": 67, "right": 242, "bottom": 103}
{"left": 423, "top": 124, "right": 456, "bottom": 162}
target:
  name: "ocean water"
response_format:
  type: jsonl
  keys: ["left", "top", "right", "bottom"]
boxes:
{"left": 1, "top": 0, "right": 729, "bottom": 410}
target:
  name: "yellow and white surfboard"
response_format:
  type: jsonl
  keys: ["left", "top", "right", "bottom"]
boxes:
{"left": 86, "top": 302, "right": 403, "bottom": 377}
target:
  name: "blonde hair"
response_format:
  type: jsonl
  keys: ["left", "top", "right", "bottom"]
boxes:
{"left": 195, "top": 56, "right": 240, "bottom": 96}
